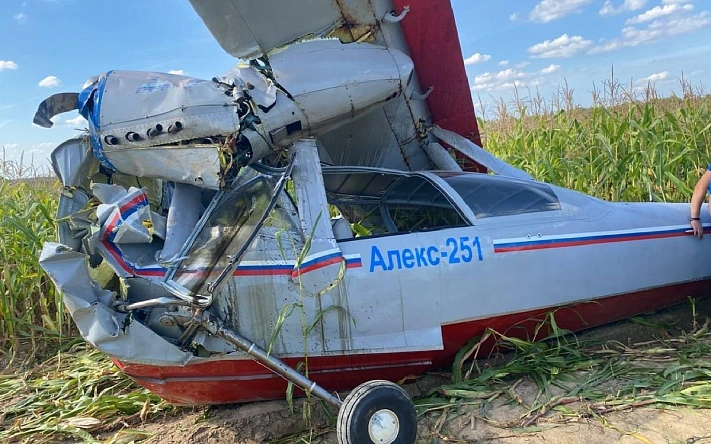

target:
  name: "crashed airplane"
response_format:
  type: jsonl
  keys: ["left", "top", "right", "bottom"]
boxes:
{"left": 35, "top": 1, "right": 711, "bottom": 443}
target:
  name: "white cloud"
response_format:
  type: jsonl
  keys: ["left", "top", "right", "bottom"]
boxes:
{"left": 0, "top": 60, "right": 18, "bottom": 71}
{"left": 499, "top": 60, "right": 510, "bottom": 67}
{"left": 528, "top": 34, "right": 593, "bottom": 58}
{"left": 471, "top": 68, "right": 545, "bottom": 92}
{"left": 509, "top": 12, "right": 520, "bottom": 21}
{"left": 64, "top": 116, "right": 87, "bottom": 127}
{"left": 0, "top": 119, "right": 12, "bottom": 128}
{"left": 168, "top": 69, "right": 186, "bottom": 75}
{"left": 600, "top": 0, "right": 647, "bottom": 16}
{"left": 463, "top": 53, "right": 491, "bottom": 65}
{"left": 637, "top": 71, "right": 670, "bottom": 83}
{"left": 3, "top": 143, "right": 19, "bottom": 150}
{"left": 541, "top": 64, "right": 561, "bottom": 74}
{"left": 529, "top": 0, "right": 594, "bottom": 23}
{"left": 591, "top": 10, "right": 711, "bottom": 53}
{"left": 31, "top": 142, "right": 56, "bottom": 151}
{"left": 13, "top": 12, "right": 27, "bottom": 22}
{"left": 626, "top": 3, "right": 693, "bottom": 24}
{"left": 38, "top": 76, "right": 61, "bottom": 88}
{"left": 515, "top": 61, "right": 531, "bottom": 69}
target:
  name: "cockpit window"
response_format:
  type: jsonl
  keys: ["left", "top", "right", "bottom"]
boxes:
{"left": 383, "top": 176, "right": 467, "bottom": 233}
{"left": 438, "top": 172, "right": 561, "bottom": 219}
{"left": 323, "top": 170, "right": 468, "bottom": 238}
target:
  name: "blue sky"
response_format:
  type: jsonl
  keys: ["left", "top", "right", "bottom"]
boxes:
{"left": 1, "top": 0, "right": 710, "bottom": 170}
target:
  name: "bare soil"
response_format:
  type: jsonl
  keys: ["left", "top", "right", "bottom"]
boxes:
{"left": 127, "top": 299, "right": 711, "bottom": 444}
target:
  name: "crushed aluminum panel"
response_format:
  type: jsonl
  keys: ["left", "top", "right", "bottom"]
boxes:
{"left": 220, "top": 63, "right": 277, "bottom": 110}
{"left": 51, "top": 137, "right": 97, "bottom": 187}
{"left": 33, "top": 92, "right": 80, "bottom": 128}
{"left": 56, "top": 189, "right": 91, "bottom": 252}
{"left": 188, "top": 0, "right": 342, "bottom": 59}
{"left": 39, "top": 243, "right": 194, "bottom": 366}
{"left": 98, "top": 71, "right": 233, "bottom": 129}
{"left": 94, "top": 185, "right": 153, "bottom": 244}
{"left": 104, "top": 145, "right": 224, "bottom": 190}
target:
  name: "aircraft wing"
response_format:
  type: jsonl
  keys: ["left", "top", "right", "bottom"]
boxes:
{"left": 189, "top": 0, "right": 484, "bottom": 171}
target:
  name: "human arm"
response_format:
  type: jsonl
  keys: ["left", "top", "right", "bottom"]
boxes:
{"left": 690, "top": 170, "right": 711, "bottom": 238}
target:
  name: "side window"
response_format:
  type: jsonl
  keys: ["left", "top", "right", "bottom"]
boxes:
{"left": 383, "top": 177, "right": 467, "bottom": 233}
{"left": 324, "top": 172, "right": 468, "bottom": 239}
{"left": 334, "top": 202, "right": 388, "bottom": 237}
{"left": 387, "top": 203, "right": 465, "bottom": 233}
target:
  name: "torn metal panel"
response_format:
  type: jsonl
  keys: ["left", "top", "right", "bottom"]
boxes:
{"left": 51, "top": 137, "right": 98, "bottom": 187}
{"left": 56, "top": 189, "right": 92, "bottom": 252}
{"left": 78, "top": 71, "right": 239, "bottom": 188}
{"left": 39, "top": 243, "right": 195, "bottom": 366}
{"left": 93, "top": 185, "right": 154, "bottom": 244}
{"left": 219, "top": 63, "right": 277, "bottom": 110}
{"left": 33, "top": 92, "right": 80, "bottom": 128}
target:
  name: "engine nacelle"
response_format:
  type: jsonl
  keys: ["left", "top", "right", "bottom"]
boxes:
{"left": 72, "top": 39, "right": 414, "bottom": 189}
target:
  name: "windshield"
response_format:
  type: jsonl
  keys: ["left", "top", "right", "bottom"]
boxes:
{"left": 164, "top": 166, "right": 291, "bottom": 302}
{"left": 438, "top": 172, "right": 561, "bottom": 219}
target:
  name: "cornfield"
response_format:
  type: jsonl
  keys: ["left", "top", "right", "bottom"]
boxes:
{"left": 479, "top": 86, "right": 711, "bottom": 203}
{"left": 0, "top": 159, "right": 70, "bottom": 355}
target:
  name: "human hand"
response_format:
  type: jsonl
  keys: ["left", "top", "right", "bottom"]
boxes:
{"left": 691, "top": 219, "right": 704, "bottom": 238}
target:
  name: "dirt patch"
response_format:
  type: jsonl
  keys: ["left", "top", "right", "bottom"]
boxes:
{"left": 125, "top": 298, "right": 711, "bottom": 443}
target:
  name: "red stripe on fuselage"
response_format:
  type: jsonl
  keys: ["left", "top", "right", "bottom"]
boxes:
{"left": 114, "top": 278, "right": 711, "bottom": 405}
{"left": 494, "top": 230, "right": 690, "bottom": 253}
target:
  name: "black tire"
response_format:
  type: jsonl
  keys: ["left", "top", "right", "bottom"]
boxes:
{"left": 337, "top": 380, "right": 417, "bottom": 444}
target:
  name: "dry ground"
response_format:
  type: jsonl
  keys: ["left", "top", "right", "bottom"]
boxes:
{"left": 118, "top": 299, "right": 711, "bottom": 444}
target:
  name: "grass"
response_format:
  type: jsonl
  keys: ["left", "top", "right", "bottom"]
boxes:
{"left": 416, "top": 308, "right": 711, "bottom": 439}
{"left": 0, "top": 341, "right": 171, "bottom": 443}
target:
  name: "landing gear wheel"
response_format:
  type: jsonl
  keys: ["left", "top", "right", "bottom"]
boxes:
{"left": 337, "top": 380, "right": 417, "bottom": 444}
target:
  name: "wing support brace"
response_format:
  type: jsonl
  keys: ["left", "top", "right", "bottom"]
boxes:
{"left": 430, "top": 126, "right": 533, "bottom": 180}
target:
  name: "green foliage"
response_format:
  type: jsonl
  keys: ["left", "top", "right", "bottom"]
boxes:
{"left": 481, "top": 95, "right": 711, "bottom": 203}
{"left": 0, "top": 344, "right": 170, "bottom": 442}
{"left": 0, "top": 175, "right": 71, "bottom": 353}
{"left": 418, "top": 313, "right": 711, "bottom": 430}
